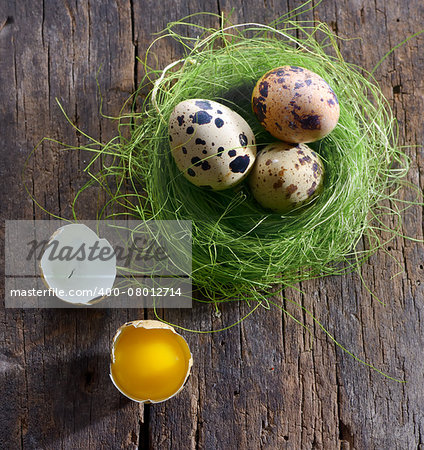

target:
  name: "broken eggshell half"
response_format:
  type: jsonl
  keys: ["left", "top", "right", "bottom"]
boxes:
{"left": 40, "top": 223, "right": 116, "bottom": 305}
{"left": 109, "top": 320, "right": 193, "bottom": 404}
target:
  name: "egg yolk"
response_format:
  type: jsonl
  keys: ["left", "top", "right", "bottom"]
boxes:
{"left": 111, "top": 326, "right": 190, "bottom": 402}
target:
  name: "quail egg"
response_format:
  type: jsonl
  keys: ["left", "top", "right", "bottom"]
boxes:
{"left": 169, "top": 99, "right": 256, "bottom": 190}
{"left": 252, "top": 66, "right": 339, "bottom": 143}
{"left": 249, "top": 142, "right": 324, "bottom": 212}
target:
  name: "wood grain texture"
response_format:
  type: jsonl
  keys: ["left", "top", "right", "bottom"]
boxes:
{"left": 0, "top": 0, "right": 423, "bottom": 449}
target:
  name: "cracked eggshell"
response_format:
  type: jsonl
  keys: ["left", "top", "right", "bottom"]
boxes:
{"left": 168, "top": 99, "right": 256, "bottom": 190}
{"left": 252, "top": 66, "right": 339, "bottom": 143}
{"left": 40, "top": 223, "right": 116, "bottom": 304}
{"left": 109, "top": 320, "right": 193, "bottom": 404}
{"left": 249, "top": 142, "right": 324, "bottom": 213}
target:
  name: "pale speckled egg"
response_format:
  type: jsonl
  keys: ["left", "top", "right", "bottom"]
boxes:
{"left": 168, "top": 99, "right": 256, "bottom": 190}
{"left": 252, "top": 66, "right": 340, "bottom": 143}
{"left": 249, "top": 142, "right": 324, "bottom": 213}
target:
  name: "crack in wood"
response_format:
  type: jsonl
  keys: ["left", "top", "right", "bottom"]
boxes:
{"left": 138, "top": 405, "right": 150, "bottom": 450}
{"left": 0, "top": 15, "right": 13, "bottom": 31}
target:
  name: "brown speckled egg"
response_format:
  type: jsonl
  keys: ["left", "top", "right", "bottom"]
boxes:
{"left": 169, "top": 99, "right": 256, "bottom": 190}
{"left": 249, "top": 142, "right": 324, "bottom": 213}
{"left": 252, "top": 66, "right": 339, "bottom": 143}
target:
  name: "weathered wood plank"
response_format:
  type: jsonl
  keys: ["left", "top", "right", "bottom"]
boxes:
{"left": 1, "top": 1, "right": 141, "bottom": 449}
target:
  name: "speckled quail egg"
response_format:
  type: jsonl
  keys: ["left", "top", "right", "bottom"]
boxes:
{"left": 252, "top": 66, "right": 339, "bottom": 143}
{"left": 249, "top": 142, "right": 324, "bottom": 213}
{"left": 168, "top": 99, "right": 256, "bottom": 190}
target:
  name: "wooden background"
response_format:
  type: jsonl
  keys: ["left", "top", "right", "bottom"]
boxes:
{"left": 1, "top": 0, "right": 423, "bottom": 448}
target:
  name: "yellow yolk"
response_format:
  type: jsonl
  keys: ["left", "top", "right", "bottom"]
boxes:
{"left": 110, "top": 326, "right": 190, "bottom": 402}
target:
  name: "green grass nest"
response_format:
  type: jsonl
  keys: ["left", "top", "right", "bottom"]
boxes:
{"left": 62, "top": 12, "right": 412, "bottom": 308}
